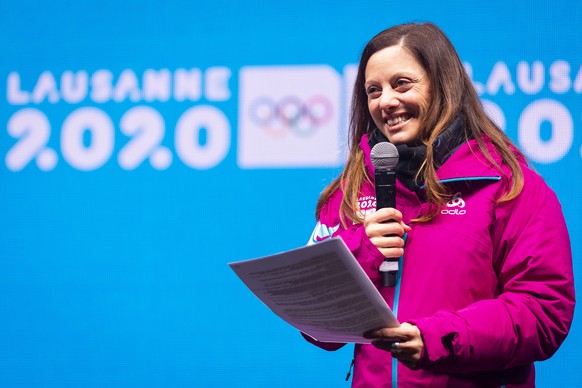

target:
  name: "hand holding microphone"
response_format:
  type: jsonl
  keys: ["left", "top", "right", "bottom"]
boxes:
{"left": 364, "top": 208, "right": 410, "bottom": 259}
{"left": 368, "top": 142, "right": 409, "bottom": 287}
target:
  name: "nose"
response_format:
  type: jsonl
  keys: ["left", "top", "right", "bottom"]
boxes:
{"left": 379, "top": 89, "right": 399, "bottom": 110}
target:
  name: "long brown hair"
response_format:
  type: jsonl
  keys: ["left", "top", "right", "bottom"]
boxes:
{"left": 316, "top": 22, "right": 523, "bottom": 225}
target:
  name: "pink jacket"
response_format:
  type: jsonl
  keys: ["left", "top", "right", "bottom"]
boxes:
{"left": 305, "top": 134, "right": 575, "bottom": 387}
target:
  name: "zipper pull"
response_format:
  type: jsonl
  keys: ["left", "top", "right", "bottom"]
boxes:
{"left": 345, "top": 358, "right": 355, "bottom": 381}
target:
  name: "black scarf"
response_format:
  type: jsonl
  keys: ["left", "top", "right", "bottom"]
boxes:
{"left": 368, "top": 117, "right": 469, "bottom": 192}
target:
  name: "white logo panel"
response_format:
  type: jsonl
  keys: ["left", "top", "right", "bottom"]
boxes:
{"left": 442, "top": 192, "right": 467, "bottom": 215}
{"left": 446, "top": 192, "right": 466, "bottom": 208}
{"left": 238, "top": 66, "right": 341, "bottom": 168}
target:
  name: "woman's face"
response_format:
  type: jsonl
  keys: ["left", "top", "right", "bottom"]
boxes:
{"left": 365, "top": 45, "right": 431, "bottom": 145}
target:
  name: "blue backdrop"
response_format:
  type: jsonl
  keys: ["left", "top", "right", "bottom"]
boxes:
{"left": 1, "top": 1, "right": 581, "bottom": 386}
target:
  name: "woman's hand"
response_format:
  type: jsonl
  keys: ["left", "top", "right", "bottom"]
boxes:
{"left": 364, "top": 322, "right": 424, "bottom": 370}
{"left": 364, "top": 207, "right": 411, "bottom": 258}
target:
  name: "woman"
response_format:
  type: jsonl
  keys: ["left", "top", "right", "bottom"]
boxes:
{"left": 304, "top": 22, "right": 575, "bottom": 387}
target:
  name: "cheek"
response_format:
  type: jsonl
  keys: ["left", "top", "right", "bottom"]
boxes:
{"left": 421, "top": 101, "right": 432, "bottom": 119}
{"left": 410, "top": 86, "right": 431, "bottom": 112}
{"left": 419, "top": 89, "right": 431, "bottom": 112}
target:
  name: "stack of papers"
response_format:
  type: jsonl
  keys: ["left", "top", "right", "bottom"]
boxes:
{"left": 229, "top": 238, "right": 398, "bottom": 344}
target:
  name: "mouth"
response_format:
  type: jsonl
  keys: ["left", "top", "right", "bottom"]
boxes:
{"left": 384, "top": 114, "right": 412, "bottom": 128}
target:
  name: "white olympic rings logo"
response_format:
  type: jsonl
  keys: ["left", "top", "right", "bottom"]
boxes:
{"left": 248, "top": 95, "right": 333, "bottom": 137}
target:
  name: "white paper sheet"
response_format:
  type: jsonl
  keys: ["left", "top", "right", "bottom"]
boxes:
{"left": 228, "top": 238, "right": 398, "bottom": 344}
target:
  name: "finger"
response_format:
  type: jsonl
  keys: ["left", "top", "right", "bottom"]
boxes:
{"left": 370, "top": 339, "right": 398, "bottom": 352}
{"left": 366, "top": 207, "right": 403, "bottom": 224}
{"left": 371, "top": 235, "right": 406, "bottom": 248}
{"left": 365, "top": 222, "right": 389, "bottom": 238}
{"left": 365, "top": 327, "right": 406, "bottom": 339}
{"left": 376, "top": 207, "right": 402, "bottom": 222}
{"left": 367, "top": 222, "right": 408, "bottom": 239}
{"left": 378, "top": 222, "right": 408, "bottom": 237}
{"left": 374, "top": 322, "right": 419, "bottom": 339}
{"left": 399, "top": 358, "right": 419, "bottom": 370}
{"left": 371, "top": 340, "right": 415, "bottom": 360}
{"left": 391, "top": 348, "right": 419, "bottom": 369}
{"left": 363, "top": 328, "right": 400, "bottom": 339}
{"left": 378, "top": 247, "right": 405, "bottom": 259}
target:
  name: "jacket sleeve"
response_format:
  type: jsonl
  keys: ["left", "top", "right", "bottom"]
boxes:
{"left": 308, "top": 190, "right": 386, "bottom": 282}
{"left": 302, "top": 189, "right": 387, "bottom": 351}
{"left": 410, "top": 172, "right": 575, "bottom": 373}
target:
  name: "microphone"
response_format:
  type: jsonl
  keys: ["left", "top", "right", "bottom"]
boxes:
{"left": 370, "top": 142, "right": 399, "bottom": 287}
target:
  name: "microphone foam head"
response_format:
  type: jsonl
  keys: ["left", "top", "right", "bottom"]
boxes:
{"left": 370, "top": 142, "right": 399, "bottom": 171}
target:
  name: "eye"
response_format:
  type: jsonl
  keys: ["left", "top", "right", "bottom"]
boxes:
{"left": 366, "top": 85, "right": 381, "bottom": 98}
{"left": 394, "top": 78, "right": 413, "bottom": 90}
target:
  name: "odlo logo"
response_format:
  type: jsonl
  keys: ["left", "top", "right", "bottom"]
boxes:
{"left": 441, "top": 192, "right": 466, "bottom": 215}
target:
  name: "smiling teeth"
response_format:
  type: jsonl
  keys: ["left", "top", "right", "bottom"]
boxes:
{"left": 386, "top": 115, "right": 410, "bottom": 126}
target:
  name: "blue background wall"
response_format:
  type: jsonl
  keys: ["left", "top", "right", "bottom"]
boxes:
{"left": 1, "top": 1, "right": 580, "bottom": 386}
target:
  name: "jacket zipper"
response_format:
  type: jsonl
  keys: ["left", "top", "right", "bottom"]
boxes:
{"left": 345, "top": 358, "right": 355, "bottom": 381}
{"left": 391, "top": 240, "right": 406, "bottom": 388}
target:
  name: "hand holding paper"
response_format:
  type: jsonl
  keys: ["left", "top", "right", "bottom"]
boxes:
{"left": 229, "top": 238, "right": 398, "bottom": 344}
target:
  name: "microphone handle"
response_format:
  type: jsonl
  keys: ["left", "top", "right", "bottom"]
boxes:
{"left": 375, "top": 170, "right": 396, "bottom": 209}
{"left": 382, "top": 269, "right": 398, "bottom": 287}
{"left": 375, "top": 169, "right": 398, "bottom": 287}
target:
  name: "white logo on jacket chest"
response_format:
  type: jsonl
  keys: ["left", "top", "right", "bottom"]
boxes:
{"left": 441, "top": 192, "right": 466, "bottom": 215}
{"left": 357, "top": 195, "right": 377, "bottom": 219}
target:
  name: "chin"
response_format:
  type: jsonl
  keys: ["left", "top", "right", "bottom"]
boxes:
{"left": 386, "top": 129, "right": 419, "bottom": 146}
{"left": 386, "top": 135, "right": 410, "bottom": 145}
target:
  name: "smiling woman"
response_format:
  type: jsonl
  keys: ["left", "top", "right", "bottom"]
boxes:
{"left": 304, "top": 21, "right": 575, "bottom": 388}
{"left": 364, "top": 45, "right": 431, "bottom": 146}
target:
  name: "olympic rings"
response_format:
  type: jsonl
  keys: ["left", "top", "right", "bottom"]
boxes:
{"left": 248, "top": 95, "right": 333, "bottom": 137}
